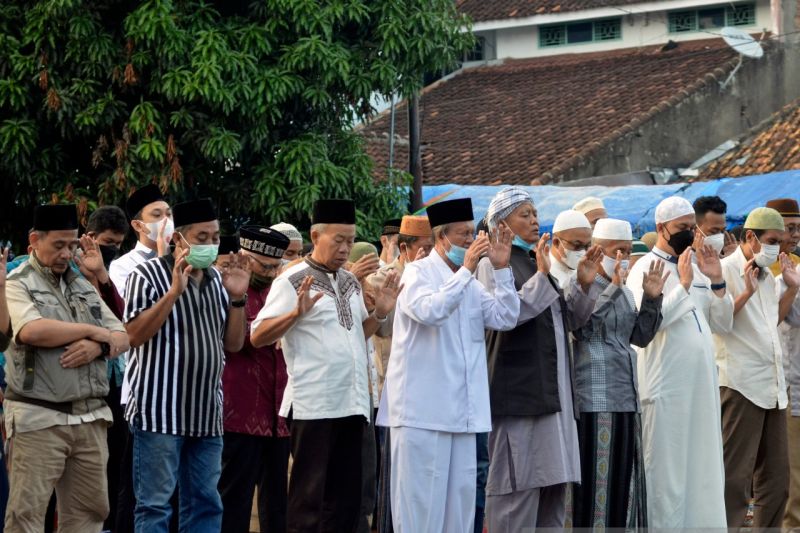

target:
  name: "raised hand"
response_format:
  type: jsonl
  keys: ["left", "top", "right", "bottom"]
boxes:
{"left": 168, "top": 248, "right": 192, "bottom": 297}
{"left": 678, "top": 248, "right": 694, "bottom": 291}
{"left": 413, "top": 246, "right": 428, "bottom": 262}
{"left": 780, "top": 253, "right": 800, "bottom": 289}
{"left": 0, "top": 246, "right": 8, "bottom": 288}
{"left": 375, "top": 270, "right": 403, "bottom": 318}
{"left": 295, "top": 276, "right": 323, "bottom": 316}
{"left": 743, "top": 259, "right": 759, "bottom": 296}
{"left": 156, "top": 217, "right": 171, "bottom": 257}
{"left": 535, "top": 233, "right": 551, "bottom": 275}
{"left": 642, "top": 259, "right": 670, "bottom": 298}
{"left": 577, "top": 244, "right": 603, "bottom": 290}
{"left": 220, "top": 252, "right": 251, "bottom": 300}
{"left": 464, "top": 232, "right": 490, "bottom": 273}
{"left": 722, "top": 231, "right": 739, "bottom": 258}
{"left": 75, "top": 234, "right": 107, "bottom": 282}
{"left": 611, "top": 250, "right": 628, "bottom": 287}
{"left": 348, "top": 253, "right": 380, "bottom": 281}
{"left": 696, "top": 242, "right": 723, "bottom": 284}
{"left": 487, "top": 222, "right": 513, "bottom": 269}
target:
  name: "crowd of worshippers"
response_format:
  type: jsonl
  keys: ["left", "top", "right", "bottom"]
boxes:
{"left": 0, "top": 183, "right": 799, "bottom": 533}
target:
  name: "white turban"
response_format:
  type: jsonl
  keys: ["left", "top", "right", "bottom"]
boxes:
{"left": 485, "top": 186, "right": 534, "bottom": 229}
{"left": 553, "top": 210, "right": 591, "bottom": 233}
{"left": 593, "top": 218, "right": 632, "bottom": 241}
{"left": 270, "top": 222, "right": 302, "bottom": 243}
{"left": 573, "top": 196, "right": 605, "bottom": 215}
{"left": 655, "top": 197, "right": 694, "bottom": 224}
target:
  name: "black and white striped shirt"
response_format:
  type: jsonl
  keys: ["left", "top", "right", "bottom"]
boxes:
{"left": 124, "top": 256, "right": 230, "bottom": 437}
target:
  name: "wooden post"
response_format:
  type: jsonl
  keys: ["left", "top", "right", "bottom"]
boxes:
{"left": 408, "top": 92, "right": 423, "bottom": 212}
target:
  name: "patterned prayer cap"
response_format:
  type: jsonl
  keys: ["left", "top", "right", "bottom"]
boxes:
{"left": 485, "top": 186, "right": 534, "bottom": 229}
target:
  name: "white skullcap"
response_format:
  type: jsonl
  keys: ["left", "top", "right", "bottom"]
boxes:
{"left": 553, "top": 210, "right": 591, "bottom": 233}
{"left": 270, "top": 222, "right": 302, "bottom": 243}
{"left": 573, "top": 196, "right": 605, "bottom": 214}
{"left": 654, "top": 196, "right": 694, "bottom": 224}
{"left": 593, "top": 218, "right": 632, "bottom": 241}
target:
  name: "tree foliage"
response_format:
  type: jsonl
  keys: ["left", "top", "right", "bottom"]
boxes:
{"left": 0, "top": 0, "right": 472, "bottom": 244}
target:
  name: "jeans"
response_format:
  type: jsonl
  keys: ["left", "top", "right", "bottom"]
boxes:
{"left": 132, "top": 424, "right": 223, "bottom": 533}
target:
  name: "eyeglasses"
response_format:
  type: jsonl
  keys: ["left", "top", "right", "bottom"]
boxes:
{"left": 249, "top": 256, "right": 280, "bottom": 272}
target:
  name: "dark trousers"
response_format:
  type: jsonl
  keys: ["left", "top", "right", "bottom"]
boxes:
{"left": 219, "top": 432, "right": 290, "bottom": 533}
{"left": 357, "top": 409, "right": 377, "bottom": 533}
{"left": 288, "top": 416, "right": 364, "bottom": 533}
{"left": 105, "top": 380, "right": 130, "bottom": 532}
{"left": 721, "top": 386, "right": 789, "bottom": 528}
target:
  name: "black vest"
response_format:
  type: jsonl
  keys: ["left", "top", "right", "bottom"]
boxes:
{"left": 486, "top": 247, "right": 575, "bottom": 418}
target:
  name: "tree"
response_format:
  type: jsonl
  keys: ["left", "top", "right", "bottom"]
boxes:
{"left": 0, "top": 0, "right": 472, "bottom": 246}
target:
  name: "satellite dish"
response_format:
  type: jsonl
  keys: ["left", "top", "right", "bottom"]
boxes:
{"left": 719, "top": 27, "right": 763, "bottom": 89}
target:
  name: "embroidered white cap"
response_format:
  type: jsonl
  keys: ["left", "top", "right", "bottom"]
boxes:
{"left": 572, "top": 196, "right": 605, "bottom": 215}
{"left": 655, "top": 196, "right": 694, "bottom": 224}
{"left": 593, "top": 218, "right": 632, "bottom": 241}
{"left": 553, "top": 210, "right": 591, "bottom": 233}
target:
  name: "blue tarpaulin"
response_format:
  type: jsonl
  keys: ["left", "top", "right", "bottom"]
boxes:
{"left": 421, "top": 170, "right": 800, "bottom": 237}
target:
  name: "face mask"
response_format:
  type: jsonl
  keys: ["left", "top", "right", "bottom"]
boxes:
{"left": 665, "top": 227, "right": 694, "bottom": 256}
{"left": 185, "top": 243, "right": 219, "bottom": 269}
{"left": 144, "top": 217, "right": 175, "bottom": 245}
{"left": 601, "top": 254, "right": 629, "bottom": 278}
{"left": 703, "top": 233, "right": 725, "bottom": 256}
{"left": 280, "top": 258, "right": 290, "bottom": 267}
{"left": 444, "top": 235, "right": 467, "bottom": 267}
{"left": 512, "top": 235, "right": 534, "bottom": 253}
{"left": 561, "top": 247, "right": 586, "bottom": 270}
{"left": 754, "top": 240, "right": 780, "bottom": 268}
{"left": 99, "top": 244, "right": 119, "bottom": 270}
{"left": 250, "top": 272, "right": 273, "bottom": 291}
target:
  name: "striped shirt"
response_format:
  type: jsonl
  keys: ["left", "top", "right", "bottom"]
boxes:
{"left": 123, "top": 255, "right": 230, "bottom": 437}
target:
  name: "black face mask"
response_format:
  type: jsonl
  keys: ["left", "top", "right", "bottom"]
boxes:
{"left": 99, "top": 245, "right": 120, "bottom": 270}
{"left": 665, "top": 227, "right": 695, "bottom": 256}
{"left": 250, "top": 272, "right": 274, "bottom": 291}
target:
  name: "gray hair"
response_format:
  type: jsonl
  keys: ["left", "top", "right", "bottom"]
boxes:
{"left": 432, "top": 224, "right": 450, "bottom": 240}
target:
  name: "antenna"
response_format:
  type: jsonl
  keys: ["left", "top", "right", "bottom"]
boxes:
{"left": 719, "top": 27, "right": 763, "bottom": 89}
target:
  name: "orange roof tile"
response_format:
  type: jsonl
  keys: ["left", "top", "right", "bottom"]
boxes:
{"left": 457, "top": 0, "right": 646, "bottom": 23}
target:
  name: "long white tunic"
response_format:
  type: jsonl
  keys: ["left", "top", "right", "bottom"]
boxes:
{"left": 626, "top": 247, "right": 733, "bottom": 528}
{"left": 376, "top": 251, "right": 519, "bottom": 433}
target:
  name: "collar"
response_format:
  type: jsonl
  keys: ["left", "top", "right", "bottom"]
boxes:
{"left": 304, "top": 257, "right": 339, "bottom": 276}
{"left": 29, "top": 251, "right": 78, "bottom": 288}
{"left": 730, "top": 245, "right": 750, "bottom": 277}
{"left": 164, "top": 253, "right": 214, "bottom": 288}
{"left": 134, "top": 240, "right": 155, "bottom": 253}
{"left": 595, "top": 273, "right": 611, "bottom": 288}
{"left": 652, "top": 246, "right": 678, "bottom": 264}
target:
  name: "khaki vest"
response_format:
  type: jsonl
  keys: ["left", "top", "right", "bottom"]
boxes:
{"left": 5, "top": 256, "right": 109, "bottom": 414}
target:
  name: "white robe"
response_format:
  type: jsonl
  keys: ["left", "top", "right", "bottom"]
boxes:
{"left": 626, "top": 248, "right": 733, "bottom": 528}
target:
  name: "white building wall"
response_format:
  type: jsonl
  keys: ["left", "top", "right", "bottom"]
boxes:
{"left": 488, "top": 0, "right": 770, "bottom": 60}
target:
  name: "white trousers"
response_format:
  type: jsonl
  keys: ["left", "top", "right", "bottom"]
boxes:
{"left": 390, "top": 427, "right": 476, "bottom": 533}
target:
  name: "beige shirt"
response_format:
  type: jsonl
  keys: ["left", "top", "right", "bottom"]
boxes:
{"left": 715, "top": 246, "right": 787, "bottom": 410}
{"left": 368, "top": 258, "right": 404, "bottom": 398}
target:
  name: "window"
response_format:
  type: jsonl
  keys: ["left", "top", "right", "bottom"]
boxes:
{"left": 539, "top": 18, "right": 621, "bottom": 47}
{"left": 668, "top": 3, "right": 756, "bottom": 33}
{"left": 465, "top": 37, "right": 485, "bottom": 62}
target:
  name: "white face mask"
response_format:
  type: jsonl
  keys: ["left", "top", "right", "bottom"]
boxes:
{"left": 601, "top": 254, "right": 629, "bottom": 279}
{"left": 144, "top": 217, "right": 174, "bottom": 245}
{"left": 562, "top": 248, "right": 586, "bottom": 270}
{"left": 702, "top": 233, "right": 725, "bottom": 256}
{"left": 754, "top": 240, "right": 780, "bottom": 268}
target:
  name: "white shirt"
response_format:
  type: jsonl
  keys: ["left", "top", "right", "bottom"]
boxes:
{"left": 777, "top": 265, "right": 800, "bottom": 414}
{"left": 376, "top": 251, "right": 520, "bottom": 433}
{"left": 715, "top": 247, "right": 787, "bottom": 410}
{"left": 252, "top": 260, "right": 370, "bottom": 421}
{"left": 109, "top": 241, "right": 156, "bottom": 299}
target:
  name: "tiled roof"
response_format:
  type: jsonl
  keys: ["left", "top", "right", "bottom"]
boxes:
{"left": 698, "top": 97, "right": 800, "bottom": 179}
{"left": 457, "top": 0, "right": 647, "bottom": 23}
{"left": 361, "top": 38, "right": 740, "bottom": 186}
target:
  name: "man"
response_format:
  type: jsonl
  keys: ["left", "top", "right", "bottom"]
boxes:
{"left": 549, "top": 209, "right": 593, "bottom": 288}
{"left": 572, "top": 218, "right": 666, "bottom": 529}
{"left": 124, "top": 198, "right": 250, "bottom": 532}
{"left": 271, "top": 222, "right": 303, "bottom": 262}
{"left": 3, "top": 204, "right": 130, "bottom": 533}
{"left": 475, "top": 187, "right": 601, "bottom": 530}
{"left": 109, "top": 184, "right": 173, "bottom": 299}
{"left": 369, "top": 215, "right": 433, "bottom": 533}
{"left": 767, "top": 199, "right": 800, "bottom": 529}
{"left": 218, "top": 226, "right": 291, "bottom": 533}
{"left": 379, "top": 218, "right": 402, "bottom": 267}
{"left": 625, "top": 196, "right": 733, "bottom": 528}
{"left": 377, "top": 197, "right": 520, "bottom": 532}
{"left": 694, "top": 195, "right": 737, "bottom": 258}
{"left": 573, "top": 196, "right": 607, "bottom": 228}
{"left": 716, "top": 207, "right": 799, "bottom": 528}
{"left": 251, "top": 199, "right": 401, "bottom": 533}
{"left": 629, "top": 239, "right": 649, "bottom": 270}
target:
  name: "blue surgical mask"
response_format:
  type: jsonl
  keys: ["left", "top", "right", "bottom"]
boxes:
{"left": 444, "top": 235, "right": 467, "bottom": 267}
{"left": 512, "top": 235, "right": 534, "bottom": 253}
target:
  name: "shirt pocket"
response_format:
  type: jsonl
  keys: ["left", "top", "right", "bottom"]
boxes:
{"left": 30, "top": 291, "right": 64, "bottom": 320}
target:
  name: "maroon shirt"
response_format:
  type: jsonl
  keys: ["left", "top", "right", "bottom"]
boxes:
{"left": 222, "top": 284, "right": 290, "bottom": 437}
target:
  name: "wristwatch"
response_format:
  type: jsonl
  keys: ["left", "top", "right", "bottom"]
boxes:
{"left": 371, "top": 311, "right": 388, "bottom": 323}
{"left": 710, "top": 281, "right": 727, "bottom": 291}
{"left": 231, "top": 294, "right": 248, "bottom": 308}
{"left": 100, "top": 342, "right": 111, "bottom": 358}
